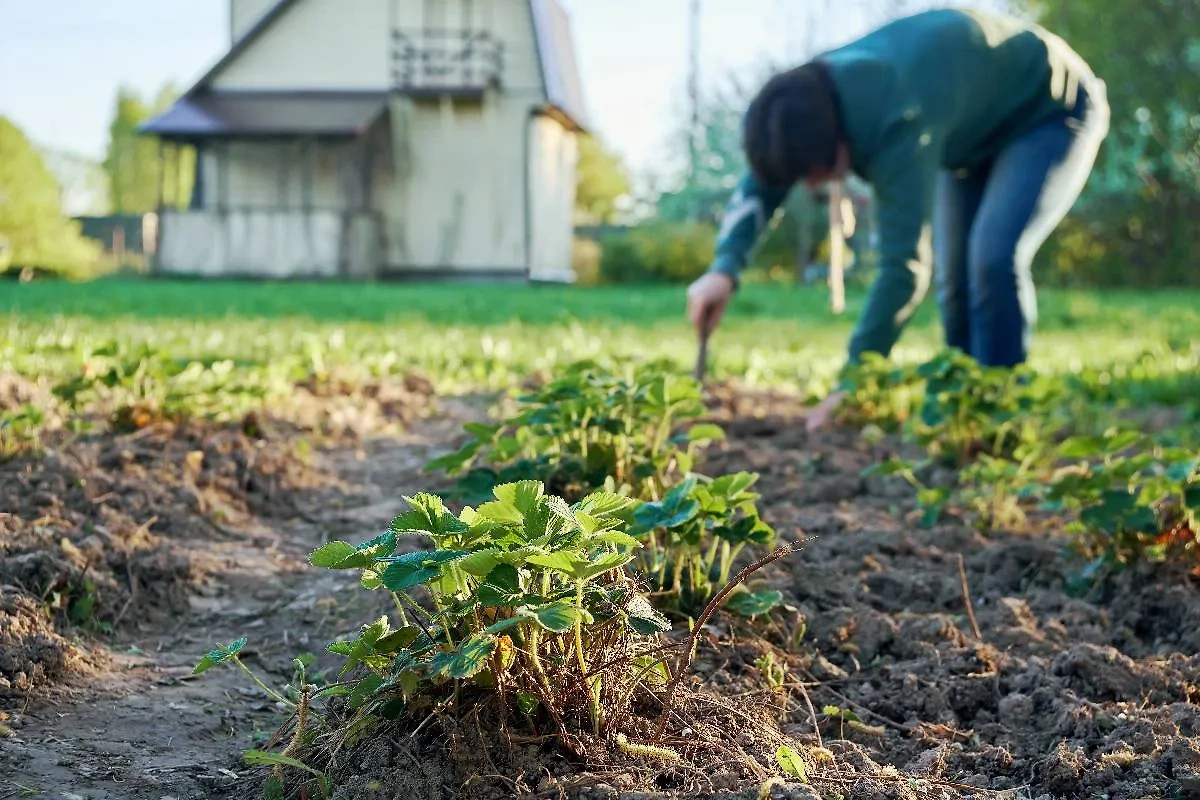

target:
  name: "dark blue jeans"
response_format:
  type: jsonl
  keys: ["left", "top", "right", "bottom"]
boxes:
{"left": 934, "top": 81, "right": 1110, "bottom": 367}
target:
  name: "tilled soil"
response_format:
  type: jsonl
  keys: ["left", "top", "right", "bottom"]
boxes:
{"left": 2, "top": 381, "right": 1198, "bottom": 800}
{"left": 697, "top": 385, "right": 1200, "bottom": 800}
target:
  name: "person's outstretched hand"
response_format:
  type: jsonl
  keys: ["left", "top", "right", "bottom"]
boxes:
{"left": 686, "top": 272, "right": 734, "bottom": 337}
{"left": 805, "top": 390, "right": 847, "bottom": 433}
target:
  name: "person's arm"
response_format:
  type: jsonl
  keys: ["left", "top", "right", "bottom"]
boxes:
{"left": 845, "top": 129, "right": 939, "bottom": 363}
{"left": 707, "top": 172, "right": 791, "bottom": 287}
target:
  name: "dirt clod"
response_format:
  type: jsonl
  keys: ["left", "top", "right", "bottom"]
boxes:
{"left": 0, "top": 593, "right": 77, "bottom": 695}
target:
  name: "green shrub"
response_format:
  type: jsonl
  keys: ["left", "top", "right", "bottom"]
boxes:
{"left": 598, "top": 221, "right": 716, "bottom": 284}
{"left": 0, "top": 117, "right": 102, "bottom": 280}
{"left": 571, "top": 236, "right": 603, "bottom": 286}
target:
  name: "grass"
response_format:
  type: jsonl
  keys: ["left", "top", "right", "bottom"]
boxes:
{"left": 1, "top": 277, "right": 1199, "bottom": 399}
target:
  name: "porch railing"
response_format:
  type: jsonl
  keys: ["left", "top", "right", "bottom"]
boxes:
{"left": 392, "top": 28, "right": 504, "bottom": 93}
{"left": 154, "top": 209, "right": 381, "bottom": 279}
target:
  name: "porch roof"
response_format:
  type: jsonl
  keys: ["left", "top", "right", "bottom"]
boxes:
{"left": 140, "top": 91, "right": 389, "bottom": 140}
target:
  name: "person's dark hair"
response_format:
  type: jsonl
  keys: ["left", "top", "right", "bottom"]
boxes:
{"left": 742, "top": 61, "right": 842, "bottom": 189}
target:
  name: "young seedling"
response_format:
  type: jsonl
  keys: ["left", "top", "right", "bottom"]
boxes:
{"left": 192, "top": 637, "right": 295, "bottom": 709}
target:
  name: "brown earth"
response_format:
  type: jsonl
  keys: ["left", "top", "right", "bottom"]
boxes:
{"left": 1, "top": 380, "right": 1198, "bottom": 800}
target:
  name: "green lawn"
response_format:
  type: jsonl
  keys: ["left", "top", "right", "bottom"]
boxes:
{"left": 1, "top": 278, "right": 1198, "bottom": 401}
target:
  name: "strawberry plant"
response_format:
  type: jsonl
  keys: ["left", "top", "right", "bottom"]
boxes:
{"left": 629, "top": 472, "right": 782, "bottom": 616}
{"left": 308, "top": 480, "right": 674, "bottom": 742}
{"left": 51, "top": 343, "right": 288, "bottom": 429}
{"left": 1040, "top": 432, "right": 1200, "bottom": 583}
{"left": 0, "top": 403, "right": 46, "bottom": 459}
{"left": 834, "top": 353, "right": 919, "bottom": 431}
{"left": 425, "top": 360, "right": 723, "bottom": 503}
{"left": 908, "top": 350, "right": 1060, "bottom": 466}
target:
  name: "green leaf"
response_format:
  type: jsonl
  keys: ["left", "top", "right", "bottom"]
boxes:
{"left": 775, "top": 745, "right": 808, "bottom": 781}
{"left": 1057, "top": 435, "right": 1106, "bottom": 459}
{"left": 309, "top": 530, "right": 398, "bottom": 569}
{"left": 707, "top": 471, "right": 759, "bottom": 501}
{"left": 458, "top": 549, "right": 501, "bottom": 577}
{"left": 527, "top": 599, "right": 583, "bottom": 633}
{"left": 723, "top": 589, "right": 783, "bottom": 618}
{"left": 493, "top": 481, "right": 546, "bottom": 515}
{"left": 380, "top": 561, "right": 440, "bottom": 591}
{"left": 1184, "top": 483, "right": 1200, "bottom": 510}
{"left": 428, "top": 633, "right": 496, "bottom": 679}
{"left": 578, "top": 549, "right": 635, "bottom": 580}
{"left": 381, "top": 549, "right": 470, "bottom": 568}
{"left": 463, "top": 421, "right": 501, "bottom": 440}
{"left": 347, "top": 674, "right": 385, "bottom": 709}
{"left": 478, "top": 582, "right": 524, "bottom": 608}
{"left": 590, "top": 531, "right": 641, "bottom": 549}
{"left": 374, "top": 626, "right": 420, "bottom": 654}
{"left": 515, "top": 690, "right": 540, "bottom": 716}
{"left": 243, "top": 749, "right": 325, "bottom": 782}
{"left": 633, "top": 486, "right": 700, "bottom": 531}
{"left": 308, "top": 541, "right": 355, "bottom": 569}
{"left": 423, "top": 445, "right": 478, "bottom": 475}
{"left": 622, "top": 593, "right": 671, "bottom": 636}
{"left": 525, "top": 550, "right": 587, "bottom": 575}
{"left": 1105, "top": 430, "right": 1144, "bottom": 453}
{"left": 715, "top": 514, "right": 775, "bottom": 546}
{"left": 687, "top": 423, "right": 726, "bottom": 442}
{"left": 483, "top": 563, "right": 522, "bottom": 593}
{"left": 485, "top": 615, "right": 527, "bottom": 634}
{"left": 1167, "top": 459, "right": 1200, "bottom": 483}
{"left": 1080, "top": 490, "right": 1146, "bottom": 532}
{"left": 392, "top": 493, "right": 470, "bottom": 538}
{"left": 575, "top": 491, "right": 636, "bottom": 518}
{"left": 193, "top": 637, "right": 247, "bottom": 674}
{"left": 475, "top": 499, "right": 525, "bottom": 526}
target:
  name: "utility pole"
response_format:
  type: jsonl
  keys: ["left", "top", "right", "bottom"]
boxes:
{"left": 687, "top": 0, "right": 701, "bottom": 221}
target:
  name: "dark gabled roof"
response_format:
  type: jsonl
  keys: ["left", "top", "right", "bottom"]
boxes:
{"left": 139, "top": 91, "right": 389, "bottom": 139}
{"left": 143, "top": 0, "right": 587, "bottom": 134}
{"left": 529, "top": 0, "right": 588, "bottom": 130}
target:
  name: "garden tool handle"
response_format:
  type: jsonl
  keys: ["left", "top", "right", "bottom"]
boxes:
{"left": 693, "top": 305, "right": 714, "bottom": 381}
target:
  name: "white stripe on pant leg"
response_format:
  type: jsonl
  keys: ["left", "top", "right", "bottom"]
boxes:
{"left": 1012, "top": 79, "right": 1111, "bottom": 351}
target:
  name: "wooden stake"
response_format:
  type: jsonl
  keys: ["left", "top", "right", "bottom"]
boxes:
{"left": 828, "top": 182, "right": 847, "bottom": 314}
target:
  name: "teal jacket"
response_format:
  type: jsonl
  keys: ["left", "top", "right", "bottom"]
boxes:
{"left": 710, "top": 8, "right": 1099, "bottom": 363}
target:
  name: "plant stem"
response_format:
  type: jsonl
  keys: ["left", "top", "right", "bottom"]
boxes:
{"left": 391, "top": 593, "right": 409, "bottom": 626}
{"left": 573, "top": 581, "right": 588, "bottom": 676}
{"left": 233, "top": 657, "right": 296, "bottom": 708}
{"left": 703, "top": 536, "right": 720, "bottom": 576}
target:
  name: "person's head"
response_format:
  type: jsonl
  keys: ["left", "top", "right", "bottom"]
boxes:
{"left": 742, "top": 61, "right": 849, "bottom": 190}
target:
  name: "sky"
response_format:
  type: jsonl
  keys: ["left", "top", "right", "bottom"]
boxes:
{"left": 0, "top": 0, "right": 1000, "bottom": 189}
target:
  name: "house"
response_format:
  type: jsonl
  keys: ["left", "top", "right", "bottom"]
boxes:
{"left": 140, "top": 0, "right": 587, "bottom": 282}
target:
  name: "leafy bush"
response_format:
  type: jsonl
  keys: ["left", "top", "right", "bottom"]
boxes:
{"left": 426, "top": 360, "right": 722, "bottom": 504}
{"left": 309, "top": 482, "right": 674, "bottom": 739}
{"left": 597, "top": 221, "right": 715, "bottom": 284}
